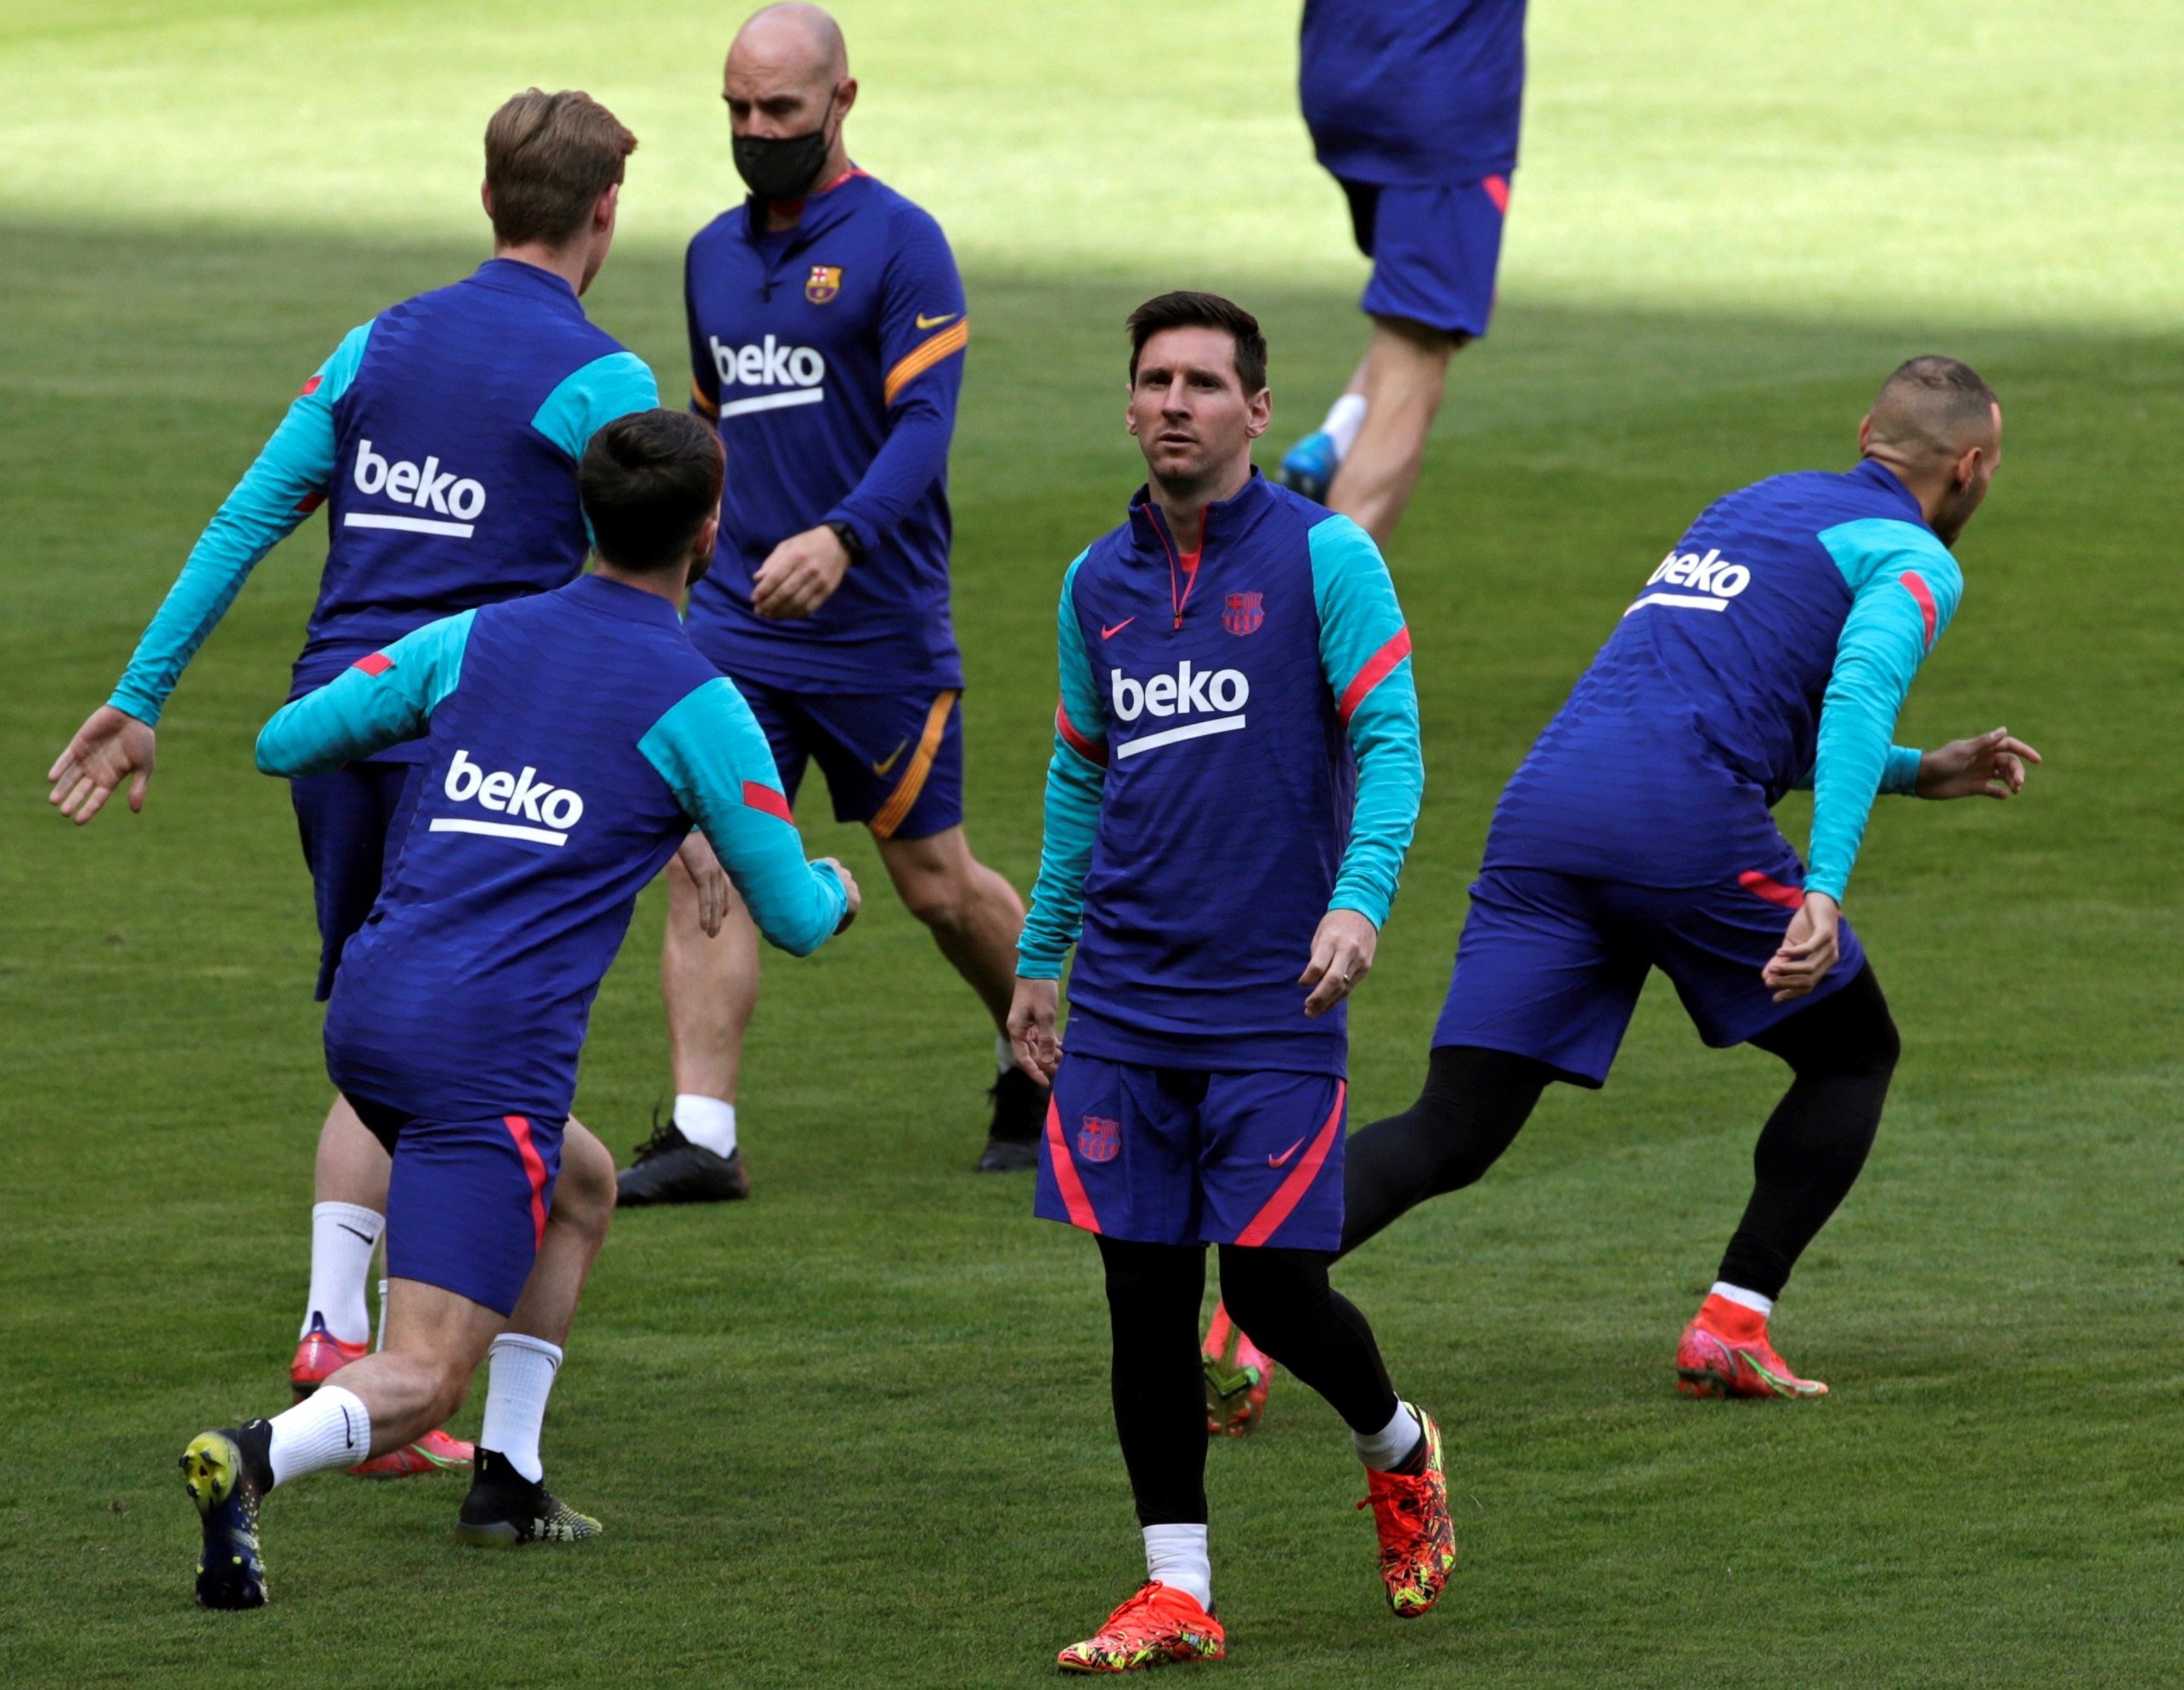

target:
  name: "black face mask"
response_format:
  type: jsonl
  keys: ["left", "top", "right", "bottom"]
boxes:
{"left": 732, "top": 93, "right": 835, "bottom": 202}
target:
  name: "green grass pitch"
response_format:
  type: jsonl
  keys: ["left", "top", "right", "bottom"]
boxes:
{"left": 2, "top": 2, "right": 2181, "bottom": 1684}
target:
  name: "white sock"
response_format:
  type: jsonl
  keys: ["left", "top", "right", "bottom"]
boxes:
{"left": 996, "top": 1032, "right": 1022, "bottom": 1075}
{"left": 267, "top": 1385, "right": 372, "bottom": 1486}
{"left": 1352, "top": 1399, "right": 1425, "bottom": 1472}
{"left": 1321, "top": 392, "right": 1369, "bottom": 458}
{"left": 374, "top": 1277, "right": 389, "bottom": 1351}
{"left": 302, "top": 1202, "right": 382, "bottom": 1344}
{"left": 1143, "top": 1523, "right": 1211, "bottom": 1609}
{"left": 674, "top": 1094, "right": 736, "bottom": 1158}
{"left": 1709, "top": 1281, "right": 1774, "bottom": 1317}
{"left": 479, "top": 1333, "right": 563, "bottom": 1484}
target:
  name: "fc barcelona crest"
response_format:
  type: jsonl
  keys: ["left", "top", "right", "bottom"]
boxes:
{"left": 1222, "top": 591, "right": 1264, "bottom": 636}
{"left": 1077, "top": 1115, "right": 1121, "bottom": 1163}
{"left": 804, "top": 264, "right": 843, "bottom": 304}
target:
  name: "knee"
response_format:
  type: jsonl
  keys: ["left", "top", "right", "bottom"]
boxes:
{"left": 1218, "top": 1252, "right": 1326, "bottom": 1347}
{"left": 896, "top": 869, "right": 971, "bottom": 934}
{"left": 550, "top": 1128, "right": 618, "bottom": 1237}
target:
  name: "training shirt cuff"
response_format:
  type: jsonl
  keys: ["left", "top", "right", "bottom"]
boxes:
{"left": 104, "top": 687, "right": 163, "bottom": 728}
{"left": 1014, "top": 951, "right": 1066, "bottom": 981}
{"left": 1325, "top": 895, "right": 1389, "bottom": 930}
{"left": 820, "top": 504, "right": 881, "bottom": 562}
{"left": 1882, "top": 744, "right": 1924, "bottom": 795}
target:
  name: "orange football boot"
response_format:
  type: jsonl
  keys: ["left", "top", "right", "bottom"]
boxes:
{"left": 290, "top": 1313, "right": 475, "bottom": 1476}
{"left": 1675, "top": 1294, "right": 1828, "bottom": 1399}
{"left": 1200, "top": 1303, "right": 1276, "bottom": 1437}
{"left": 1357, "top": 1409, "right": 1456, "bottom": 1617}
{"left": 1058, "top": 1581, "right": 1226, "bottom": 1674}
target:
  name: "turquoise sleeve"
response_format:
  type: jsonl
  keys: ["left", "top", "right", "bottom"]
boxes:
{"left": 1796, "top": 743, "right": 1927, "bottom": 795}
{"left": 110, "top": 322, "right": 373, "bottom": 724}
{"left": 254, "top": 608, "right": 472, "bottom": 778}
{"left": 639, "top": 678, "right": 848, "bottom": 958}
{"left": 528, "top": 351, "right": 662, "bottom": 459}
{"left": 1809, "top": 518, "right": 1966, "bottom": 902}
{"left": 1308, "top": 515, "right": 1424, "bottom": 927}
{"left": 1018, "top": 552, "right": 1104, "bottom": 979}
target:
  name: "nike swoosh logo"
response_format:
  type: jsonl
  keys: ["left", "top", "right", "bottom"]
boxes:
{"left": 336, "top": 1224, "right": 377, "bottom": 1244}
{"left": 915, "top": 311, "right": 959, "bottom": 330}
{"left": 1101, "top": 618, "right": 1135, "bottom": 640}
{"left": 1267, "top": 1137, "right": 1306, "bottom": 1168}
{"left": 870, "top": 738, "right": 909, "bottom": 777}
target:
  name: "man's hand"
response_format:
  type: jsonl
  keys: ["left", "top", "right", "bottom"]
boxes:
{"left": 1008, "top": 976, "right": 1063, "bottom": 1085}
{"left": 1300, "top": 909, "right": 1379, "bottom": 1019}
{"left": 751, "top": 524, "right": 852, "bottom": 620}
{"left": 1762, "top": 891, "right": 1841, "bottom": 1003}
{"left": 1916, "top": 726, "right": 2042, "bottom": 800}
{"left": 48, "top": 705, "right": 157, "bottom": 826}
{"left": 676, "top": 832, "right": 735, "bottom": 937}
{"left": 816, "top": 856, "right": 861, "bottom": 933}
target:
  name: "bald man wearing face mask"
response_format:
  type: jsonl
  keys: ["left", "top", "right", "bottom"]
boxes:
{"left": 620, "top": 4, "right": 1044, "bottom": 1207}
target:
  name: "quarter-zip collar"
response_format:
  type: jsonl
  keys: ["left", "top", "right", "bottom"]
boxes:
{"left": 1127, "top": 468, "right": 1275, "bottom": 630}
{"left": 1849, "top": 455, "right": 1933, "bottom": 528}
{"left": 467, "top": 257, "right": 585, "bottom": 316}
{"left": 739, "top": 166, "right": 871, "bottom": 254}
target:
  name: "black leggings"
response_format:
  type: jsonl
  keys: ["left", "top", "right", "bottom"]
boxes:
{"left": 1340, "top": 964, "right": 1900, "bottom": 1298}
{"left": 1098, "top": 1235, "right": 1399, "bottom": 1527}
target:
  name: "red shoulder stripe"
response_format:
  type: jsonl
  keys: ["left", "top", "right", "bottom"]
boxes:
{"left": 742, "top": 780, "right": 793, "bottom": 823}
{"left": 1055, "top": 701, "right": 1108, "bottom": 767}
{"left": 1335, "top": 626, "right": 1413, "bottom": 726}
{"left": 1899, "top": 571, "right": 1939, "bottom": 649}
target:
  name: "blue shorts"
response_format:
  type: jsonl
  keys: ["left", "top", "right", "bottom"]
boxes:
{"left": 345, "top": 1096, "right": 561, "bottom": 1317}
{"left": 732, "top": 680, "right": 964, "bottom": 841}
{"left": 291, "top": 760, "right": 420, "bottom": 1000}
{"left": 1431, "top": 859, "right": 1868, "bottom": 1088}
{"left": 1036, "top": 1056, "right": 1348, "bottom": 1250}
{"left": 1339, "top": 175, "right": 1511, "bottom": 339}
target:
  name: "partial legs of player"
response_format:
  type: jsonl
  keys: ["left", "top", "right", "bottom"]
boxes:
{"left": 292, "top": 1094, "right": 475, "bottom": 1476}
{"left": 1281, "top": 317, "right": 1461, "bottom": 546}
{"left": 626, "top": 820, "right": 1041, "bottom": 1202}
{"left": 184, "top": 1122, "right": 615, "bottom": 1608}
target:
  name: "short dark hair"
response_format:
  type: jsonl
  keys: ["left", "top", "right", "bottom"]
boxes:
{"left": 1126, "top": 291, "right": 1268, "bottom": 394}
{"left": 578, "top": 411, "right": 725, "bottom": 573}
{"left": 483, "top": 88, "right": 637, "bottom": 248}
{"left": 1869, "top": 355, "right": 2001, "bottom": 457}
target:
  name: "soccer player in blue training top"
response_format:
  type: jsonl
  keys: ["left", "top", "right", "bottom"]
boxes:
{"left": 48, "top": 90, "right": 664, "bottom": 1478}
{"left": 620, "top": 2, "right": 1040, "bottom": 1203}
{"left": 178, "top": 410, "right": 859, "bottom": 1609}
{"left": 1007, "top": 292, "right": 1453, "bottom": 1672}
{"left": 1325, "top": 357, "right": 2037, "bottom": 1401}
{"left": 1277, "top": 0, "right": 1527, "bottom": 545}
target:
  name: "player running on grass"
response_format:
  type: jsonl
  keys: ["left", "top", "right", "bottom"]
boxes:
{"left": 48, "top": 90, "right": 667, "bottom": 1477}
{"left": 1215, "top": 357, "right": 2035, "bottom": 1427}
{"left": 1276, "top": 0, "right": 1526, "bottom": 544}
{"left": 180, "top": 412, "right": 858, "bottom": 1608}
{"left": 1007, "top": 292, "right": 1451, "bottom": 1671}
{"left": 620, "top": 3, "right": 1042, "bottom": 1204}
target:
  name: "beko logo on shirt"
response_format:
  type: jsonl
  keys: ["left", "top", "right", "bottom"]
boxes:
{"left": 1109, "top": 661, "right": 1250, "bottom": 760}
{"left": 430, "top": 749, "right": 585, "bottom": 847}
{"left": 346, "top": 440, "right": 488, "bottom": 540}
{"left": 1625, "top": 546, "right": 1752, "bottom": 618}
{"left": 708, "top": 334, "right": 828, "bottom": 420}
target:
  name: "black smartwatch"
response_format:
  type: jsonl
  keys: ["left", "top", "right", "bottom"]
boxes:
{"left": 826, "top": 520, "right": 865, "bottom": 564}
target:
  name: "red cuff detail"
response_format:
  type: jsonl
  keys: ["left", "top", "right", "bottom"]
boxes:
{"left": 351, "top": 652, "right": 394, "bottom": 676}
{"left": 1899, "top": 571, "right": 1939, "bottom": 649}
{"left": 742, "top": 780, "right": 793, "bottom": 822}
{"left": 1336, "top": 626, "right": 1413, "bottom": 726}
{"left": 1055, "top": 700, "right": 1108, "bottom": 766}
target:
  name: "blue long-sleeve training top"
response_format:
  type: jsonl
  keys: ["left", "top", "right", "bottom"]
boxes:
{"left": 681, "top": 169, "right": 968, "bottom": 693}
{"left": 257, "top": 573, "right": 847, "bottom": 1125}
{"left": 110, "top": 259, "right": 657, "bottom": 746}
{"left": 1487, "top": 456, "right": 1961, "bottom": 905}
{"left": 1017, "top": 472, "right": 1424, "bottom": 1077}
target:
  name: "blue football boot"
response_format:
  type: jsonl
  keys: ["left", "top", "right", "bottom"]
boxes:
{"left": 1278, "top": 430, "right": 1340, "bottom": 504}
{"left": 181, "top": 1421, "right": 274, "bottom": 1609}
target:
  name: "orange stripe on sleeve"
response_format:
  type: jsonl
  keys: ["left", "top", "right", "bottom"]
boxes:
{"left": 883, "top": 318, "right": 970, "bottom": 407}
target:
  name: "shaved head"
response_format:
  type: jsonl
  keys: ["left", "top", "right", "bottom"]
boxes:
{"left": 730, "top": 3, "right": 848, "bottom": 87}
{"left": 1860, "top": 356, "right": 2004, "bottom": 545}
{"left": 1866, "top": 355, "right": 2000, "bottom": 464}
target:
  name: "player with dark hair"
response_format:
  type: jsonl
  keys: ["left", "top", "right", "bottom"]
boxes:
{"left": 1244, "top": 358, "right": 2035, "bottom": 1420}
{"left": 1008, "top": 291, "right": 1451, "bottom": 1671}
{"left": 1276, "top": 0, "right": 1527, "bottom": 545}
{"left": 48, "top": 88, "right": 664, "bottom": 1478}
{"left": 178, "top": 410, "right": 859, "bottom": 1608}
{"left": 623, "top": 1, "right": 1040, "bottom": 1203}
